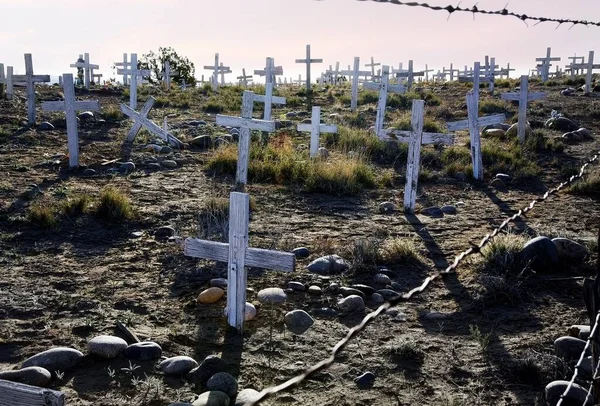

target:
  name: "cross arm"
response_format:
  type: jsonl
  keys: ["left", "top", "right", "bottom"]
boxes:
{"left": 446, "top": 113, "right": 505, "bottom": 131}
{"left": 297, "top": 123, "right": 337, "bottom": 133}
{"left": 295, "top": 59, "right": 308, "bottom": 63}
{"left": 184, "top": 238, "right": 295, "bottom": 272}
{"left": 254, "top": 95, "right": 286, "bottom": 105}
{"left": 380, "top": 130, "right": 455, "bottom": 146}
{"left": 12, "top": 74, "right": 50, "bottom": 82}
{"left": 216, "top": 115, "right": 276, "bottom": 132}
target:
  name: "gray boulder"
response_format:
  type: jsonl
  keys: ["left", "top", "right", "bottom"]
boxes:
{"left": 545, "top": 380, "right": 592, "bottom": 406}
{"left": 187, "top": 355, "right": 228, "bottom": 388}
{"left": 206, "top": 372, "right": 238, "bottom": 398}
{"left": 338, "top": 295, "right": 365, "bottom": 313}
{"left": 123, "top": 341, "right": 162, "bottom": 361}
{"left": 0, "top": 367, "right": 52, "bottom": 387}
{"left": 192, "top": 391, "right": 230, "bottom": 406}
{"left": 554, "top": 336, "right": 590, "bottom": 361}
{"left": 307, "top": 255, "right": 348, "bottom": 275}
{"left": 552, "top": 238, "right": 589, "bottom": 262}
{"left": 159, "top": 356, "right": 198, "bottom": 375}
{"left": 234, "top": 388, "right": 261, "bottom": 406}
{"left": 87, "top": 335, "right": 127, "bottom": 359}
{"left": 284, "top": 310, "right": 315, "bottom": 335}
{"left": 520, "top": 236, "right": 559, "bottom": 271}
{"left": 257, "top": 287, "right": 287, "bottom": 304}
{"left": 22, "top": 347, "right": 84, "bottom": 373}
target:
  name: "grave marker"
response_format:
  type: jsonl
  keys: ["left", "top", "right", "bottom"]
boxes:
{"left": 295, "top": 44, "right": 322, "bottom": 92}
{"left": 424, "top": 64, "right": 434, "bottom": 82}
{"left": 566, "top": 54, "right": 585, "bottom": 77}
{"left": 162, "top": 60, "right": 176, "bottom": 91}
{"left": 254, "top": 82, "right": 286, "bottom": 121}
{"left": 70, "top": 53, "right": 99, "bottom": 90}
{"left": 364, "top": 65, "right": 406, "bottom": 135}
{"left": 114, "top": 53, "right": 129, "bottom": 85}
{"left": 237, "top": 69, "right": 253, "bottom": 87}
{"left": 535, "top": 47, "right": 561, "bottom": 83}
{"left": 501, "top": 75, "right": 546, "bottom": 143}
{"left": 0, "top": 379, "right": 65, "bottom": 406}
{"left": 297, "top": 106, "right": 338, "bottom": 158}
{"left": 365, "top": 57, "right": 381, "bottom": 79}
{"left": 41, "top": 74, "right": 100, "bottom": 167}
{"left": 458, "top": 62, "right": 492, "bottom": 99}
{"left": 570, "top": 51, "right": 600, "bottom": 94}
{"left": 395, "top": 60, "right": 424, "bottom": 89}
{"left": 204, "top": 53, "right": 230, "bottom": 91}
{"left": 443, "top": 63, "right": 459, "bottom": 81}
{"left": 12, "top": 54, "right": 50, "bottom": 125}
{"left": 116, "top": 53, "right": 150, "bottom": 110}
{"left": 121, "top": 97, "right": 183, "bottom": 148}
{"left": 340, "top": 57, "right": 371, "bottom": 112}
{"left": 184, "top": 192, "right": 295, "bottom": 332}
{"left": 215, "top": 91, "right": 275, "bottom": 185}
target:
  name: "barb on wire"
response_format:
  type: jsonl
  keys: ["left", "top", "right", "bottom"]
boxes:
{"left": 248, "top": 151, "right": 600, "bottom": 406}
{"left": 355, "top": 1, "right": 600, "bottom": 28}
{"left": 558, "top": 311, "right": 600, "bottom": 406}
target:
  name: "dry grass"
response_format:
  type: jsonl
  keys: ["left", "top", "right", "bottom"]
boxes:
{"left": 28, "top": 203, "right": 58, "bottom": 228}
{"left": 567, "top": 169, "right": 600, "bottom": 196}
{"left": 96, "top": 187, "right": 134, "bottom": 221}
{"left": 380, "top": 238, "right": 426, "bottom": 267}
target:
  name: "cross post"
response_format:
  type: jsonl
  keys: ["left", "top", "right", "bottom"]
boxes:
{"left": 365, "top": 57, "right": 381, "bottom": 79}
{"left": 237, "top": 68, "right": 253, "bottom": 87}
{"left": 364, "top": 65, "right": 406, "bottom": 135}
{"left": 395, "top": 60, "right": 424, "bottom": 89}
{"left": 114, "top": 53, "right": 129, "bottom": 85}
{"left": 254, "top": 82, "right": 286, "bottom": 121}
{"left": 297, "top": 106, "right": 338, "bottom": 158}
{"left": 535, "top": 47, "right": 561, "bottom": 83}
{"left": 340, "top": 57, "right": 371, "bottom": 112}
{"left": 116, "top": 53, "right": 150, "bottom": 110}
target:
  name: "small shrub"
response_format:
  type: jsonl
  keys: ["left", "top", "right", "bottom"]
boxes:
{"left": 380, "top": 238, "right": 425, "bottom": 266}
{"left": 154, "top": 97, "right": 170, "bottom": 108}
{"left": 96, "top": 187, "right": 133, "bottom": 221}
{"left": 388, "top": 341, "right": 425, "bottom": 362}
{"left": 358, "top": 91, "right": 379, "bottom": 105}
{"left": 198, "top": 197, "right": 229, "bottom": 241}
{"left": 62, "top": 195, "right": 92, "bottom": 216}
{"left": 345, "top": 112, "right": 369, "bottom": 128}
{"left": 322, "top": 127, "right": 383, "bottom": 156}
{"left": 469, "top": 325, "right": 492, "bottom": 353}
{"left": 202, "top": 100, "right": 225, "bottom": 114}
{"left": 479, "top": 100, "right": 512, "bottom": 115}
{"left": 28, "top": 204, "right": 58, "bottom": 228}
{"left": 477, "top": 233, "right": 528, "bottom": 276}
{"left": 567, "top": 170, "right": 600, "bottom": 196}
{"left": 101, "top": 106, "right": 124, "bottom": 121}
{"left": 171, "top": 93, "right": 191, "bottom": 108}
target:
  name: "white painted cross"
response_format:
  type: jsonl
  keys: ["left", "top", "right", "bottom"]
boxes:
{"left": 535, "top": 47, "right": 561, "bottom": 83}
{"left": 443, "top": 63, "right": 459, "bottom": 81}
{"left": 364, "top": 65, "right": 406, "bottom": 135}
{"left": 458, "top": 62, "right": 492, "bottom": 100}
{"left": 91, "top": 68, "right": 103, "bottom": 85}
{"left": 120, "top": 97, "right": 184, "bottom": 148}
{"left": 498, "top": 63, "right": 515, "bottom": 79}
{"left": 237, "top": 69, "right": 253, "bottom": 87}
{"left": 570, "top": 51, "right": 600, "bottom": 94}
{"left": 295, "top": 45, "right": 322, "bottom": 92}
{"left": 365, "top": 57, "right": 381, "bottom": 80}
{"left": 70, "top": 53, "right": 99, "bottom": 90}
{"left": 254, "top": 82, "right": 286, "bottom": 121}
{"left": 254, "top": 57, "right": 283, "bottom": 85}
{"left": 12, "top": 54, "right": 50, "bottom": 125}
{"left": 219, "top": 62, "right": 232, "bottom": 86}
{"left": 395, "top": 60, "right": 424, "bottom": 89}
{"left": 41, "top": 74, "right": 100, "bottom": 168}
{"left": 447, "top": 91, "right": 506, "bottom": 180}
{"left": 424, "top": 64, "right": 434, "bottom": 82}
{"left": 162, "top": 60, "right": 176, "bottom": 91}
{"left": 379, "top": 100, "right": 454, "bottom": 212}
{"left": 500, "top": 75, "right": 546, "bottom": 143}
{"left": 566, "top": 54, "right": 586, "bottom": 77}
{"left": 329, "top": 62, "right": 341, "bottom": 84}
{"left": 204, "top": 53, "right": 230, "bottom": 91}
{"left": 184, "top": 192, "right": 295, "bottom": 332}
{"left": 340, "top": 57, "right": 371, "bottom": 112}
{"left": 116, "top": 53, "right": 150, "bottom": 110}
{"left": 297, "top": 106, "right": 338, "bottom": 158}
{"left": 0, "top": 63, "right": 10, "bottom": 99}
{"left": 293, "top": 74, "right": 303, "bottom": 86}
{"left": 114, "top": 53, "right": 130, "bottom": 85}
{"left": 215, "top": 91, "right": 276, "bottom": 185}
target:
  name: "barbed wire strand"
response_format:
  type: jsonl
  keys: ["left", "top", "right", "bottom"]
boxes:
{"left": 248, "top": 151, "right": 600, "bottom": 406}
{"left": 560, "top": 311, "right": 600, "bottom": 406}
{"left": 582, "top": 351, "right": 600, "bottom": 406}
{"left": 355, "top": 1, "right": 600, "bottom": 28}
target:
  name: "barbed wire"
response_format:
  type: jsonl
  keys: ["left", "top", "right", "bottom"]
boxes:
{"left": 248, "top": 150, "right": 600, "bottom": 405}
{"left": 355, "top": 1, "right": 600, "bottom": 28}
{"left": 582, "top": 352, "right": 600, "bottom": 406}
{"left": 559, "top": 311, "right": 600, "bottom": 406}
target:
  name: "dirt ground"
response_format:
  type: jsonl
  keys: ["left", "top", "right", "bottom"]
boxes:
{"left": 0, "top": 79, "right": 599, "bottom": 406}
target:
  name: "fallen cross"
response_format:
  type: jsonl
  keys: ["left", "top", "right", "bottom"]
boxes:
{"left": 184, "top": 192, "right": 295, "bottom": 332}
{"left": 116, "top": 53, "right": 150, "bottom": 110}
{"left": 0, "top": 379, "right": 65, "bottom": 406}
{"left": 41, "top": 74, "right": 100, "bottom": 168}
{"left": 364, "top": 65, "right": 406, "bottom": 135}
{"left": 120, "top": 97, "right": 183, "bottom": 148}
{"left": 295, "top": 45, "right": 322, "bottom": 92}
{"left": 12, "top": 54, "right": 50, "bottom": 125}
{"left": 254, "top": 82, "right": 286, "bottom": 121}
{"left": 297, "top": 106, "right": 338, "bottom": 158}
{"left": 501, "top": 75, "right": 546, "bottom": 143}
{"left": 340, "top": 57, "right": 371, "bottom": 112}
{"left": 215, "top": 90, "right": 276, "bottom": 185}
{"left": 70, "top": 53, "right": 98, "bottom": 90}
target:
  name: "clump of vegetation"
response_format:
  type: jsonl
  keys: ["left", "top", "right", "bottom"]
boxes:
{"left": 62, "top": 195, "right": 92, "bottom": 216}
{"left": 479, "top": 99, "right": 513, "bottom": 115}
{"left": 380, "top": 238, "right": 425, "bottom": 266}
{"left": 322, "top": 127, "right": 383, "bottom": 156}
{"left": 202, "top": 100, "right": 225, "bottom": 114}
{"left": 567, "top": 169, "right": 600, "bottom": 196}
{"left": 441, "top": 146, "right": 473, "bottom": 177}
{"left": 153, "top": 97, "right": 170, "bottom": 108}
{"left": 358, "top": 91, "right": 379, "bottom": 105}
{"left": 469, "top": 324, "right": 492, "bottom": 353}
{"left": 28, "top": 203, "right": 58, "bottom": 228}
{"left": 524, "top": 130, "right": 564, "bottom": 153}
{"left": 387, "top": 340, "right": 425, "bottom": 363}
{"left": 482, "top": 139, "right": 540, "bottom": 179}
{"left": 101, "top": 106, "right": 124, "bottom": 121}
{"left": 197, "top": 196, "right": 230, "bottom": 241}
{"left": 96, "top": 187, "right": 133, "bottom": 221}
{"left": 389, "top": 114, "right": 445, "bottom": 133}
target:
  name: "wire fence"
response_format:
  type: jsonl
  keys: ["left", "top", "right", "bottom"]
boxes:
{"left": 248, "top": 150, "right": 600, "bottom": 405}
{"left": 356, "top": 1, "right": 600, "bottom": 28}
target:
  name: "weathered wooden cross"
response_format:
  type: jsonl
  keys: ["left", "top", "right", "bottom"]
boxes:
{"left": 297, "top": 106, "right": 338, "bottom": 158}
{"left": 447, "top": 91, "right": 505, "bottom": 180}
{"left": 379, "top": 100, "right": 454, "bottom": 213}
{"left": 0, "top": 379, "right": 65, "bottom": 406}
{"left": 293, "top": 74, "right": 303, "bottom": 86}
{"left": 458, "top": 62, "right": 492, "bottom": 99}
{"left": 395, "top": 60, "right": 424, "bottom": 89}
{"left": 254, "top": 57, "right": 283, "bottom": 85}
{"left": 365, "top": 57, "right": 381, "bottom": 80}
{"left": 0, "top": 63, "right": 12, "bottom": 99}
{"left": 41, "top": 74, "right": 100, "bottom": 168}
{"left": 184, "top": 192, "right": 295, "bottom": 332}
{"left": 424, "top": 64, "right": 434, "bottom": 82}
{"left": 364, "top": 65, "right": 406, "bottom": 135}
{"left": 498, "top": 63, "right": 515, "bottom": 79}
{"left": 204, "top": 53, "right": 230, "bottom": 91}
{"left": 91, "top": 67, "right": 103, "bottom": 85}
{"left": 566, "top": 54, "right": 586, "bottom": 77}
{"left": 254, "top": 82, "right": 286, "bottom": 121}
{"left": 535, "top": 47, "right": 561, "bottom": 83}
{"left": 215, "top": 91, "right": 276, "bottom": 185}
{"left": 328, "top": 62, "right": 341, "bottom": 84}
{"left": 570, "top": 51, "right": 600, "bottom": 94}
{"left": 218, "top": 62, "right": 231, "bottom": 86}
{"left": 116, "top": 53, "right": 150, "bottom": 110}
{"left": 237, "top": 69, "right": 253, "bottom": 87}
{"left": 114, "top": 53, "right": 130, "bottom": 85}
{"left": 295, "top": 45, "right": 322, "bottom": 92}
{"left": 443, "top": 63, "right": 459, "bottom": 81}
{"left": 500, "top": 75, "right": 546, "bottom": 143}
{"left": 120, "top": 97, "right": 183, "bottom": 148}
{"left": 340, "top": 57, "right": 371, "bottom": 112}
{"left": 12, "top": 54, "right": 50, "bottom": 125}
{"left": 70, "top": 53, "right": 98, "bottom": 90}
{"left": 162, "top": 61, "right": 176, "bottom": 91}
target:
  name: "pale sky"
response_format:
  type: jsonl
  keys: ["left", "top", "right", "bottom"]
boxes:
{"left": 2, "top": 0, "right": 600, "bottom": 83}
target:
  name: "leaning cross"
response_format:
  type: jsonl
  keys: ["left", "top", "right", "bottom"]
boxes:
{"left": 297, "top": 106, "right": 338, "bottom": 158}
{"left": 116, "top": 53, "right": 150, "bottom": 110}
{"left": 535, "top": 47, "right": 561, "bottom": 83}
{"left": 447, "top": 91, "right": 506, "bottom": 180}
{"left": 204, "top": 53, "right": 229, "bottom": 91}
{"left": 237, "top": 69, "right": 253, "bottom": 87}
{"left": 340, "top": 57, "right": 371, "bottom": 112}
{"left": 120, "top": 97, "right": 183, "bottom": 148}
{"left": 500, "top": 75, "right": 546, "bottom": 143}
{"left": 215, "top": 91, "right": 276, "bottom": 185}
{"left": 184, "top": 192, "right": 295, "bottom": 332}
{"left": 12, "top": 54, "right": 50, "bottom": 125}
{"left": 365, "top": 57, "right": 381, "bottom": 80}
{"left": 295, "top": 44, "right": 322, "bottom": 92}
{"left": 70, "top": 53, "right": 98, "bottom": 90}
{"left": 364, "top": 65, "right": 406, "bottom": 135}
{"left": 254, "top": 82, "right": 286, "bottom": 121}
{"left": 41, "top": 74, "right": 100, "bottom": 168}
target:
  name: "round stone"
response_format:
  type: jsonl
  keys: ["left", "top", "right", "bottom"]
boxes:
{"left": 291, "top": 247, "right": 310, "bottom": 258}
{"left": 0, "top": 367, "right": 52, "bottom": 387}
{"left": 197, "top": 287, "right": 225, "bottom": 304}
{"left": 317, "top": 147, "right": 329, "bottom": 158}
{"left": 159, "top": 356, "right": 199, "bottom": 375}
{"left": 147, "top": 162, "right": 162, "bottom": 170}
{"left": 440, "top": 205, "right": 457, "bottom": 215}
{"left": 162, "top": 160, "right": 178, "bottom": 169}
{"left": 420, "top": 207, "right": 444, "bottom": 217}
{"left": 370, "top": 293, "right": 385, "bottom": 304}
{"left": 338, "top": 295, "right": 365, "bottom": 313}
{"left": 520, "top": 236, "right": 559, "bottom": 272}
{"left": 187, "top": 355, "right": 228, "bottom": 388}
{"left": 545, "top": 116, "right": 578, "bottom": 132}
{"left": 161, "top": 146, "right": 173, "bottom": 154}
{"left": 339, "top": 287, "right": 365, "bottom": 298}
{"left": 379, "top": 202, "right": 396, "bottom": 214}
{"left": 308, "top": 286, "right": 322, "bottom": 295}
{"left": 82, "top": 168, "right": 96, "bottom": 176}
{"left": 554, "top": 336, "right": 590, "bottom": 361}
{"left": 119, "top": 162, "right": 136, "bottom": 173}
{"left": 568, "top": 325, "right": 591, "bottom": 340}
{"left": 39, "top": 122, "right": 55, "bottom": 131}
{"left": 87, "top": 335, "right": 128, "bottom": 359}
{"left": 354, "top": 371, "right": 375, "bottom": 389}
{"left": 483, "top": 129, "right": 505, "bottom": 138}
{"left": 224, "top": 302, "right": 256, "bottom": 321}
{"left": 206, "top": 372, "right": 238, "bottom": 398}
{"left": 192, "top": 391, "right": 230, "bottom": 406}
{"left": 545, "top": 380, "right": 592, "bottom": 406}
{"left": 78, "top": 111, "right": 95, "bottom": 120}
{"left": 350, "top": 284, "right": 376, "bottom": 297}
{"left": 257, "top": 288, "right": 287, "bottom": 304}
{"left": 373, "top": 273, "right": 392, "bottom": 285}
{"left": 495, "top": 173, "right": 511, "bottom": 182}
{"left": 22, "top": 347, "right": 84, "bottom": 373}
{"left": 190, "top": 135, "right": 213, "bottom": 149}
{"left": 210, "top": 278, "right": 228, "bottom": 289}
{"left": 284, "top": 310, "right": 315, "bottom": 335}
{"left": 234, "top": 388, "right": 261, "bottom": 406}
{"left": 288, "top": 282, "right": 306, "bottom": 292}
{"left": 307, "top": 255, "right": 348, "bottom": 275}
{"left": 155, "top": 226, "right": 176, "bottom": 241}
{"left": 123, "top": 341, "right": 162, "bottom": 361}
{"left": 552, "top": 238, "right": 589, "bottom": 262}
{"left": 377, "top": 289, "right": 401, "bottom": 301}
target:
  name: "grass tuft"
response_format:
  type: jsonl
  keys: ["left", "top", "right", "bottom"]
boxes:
{"left": 96, "top": 187, "right": 133, "bottom": 221}
{"left": 28, "top": 203, "right": 58, "bottom": 228}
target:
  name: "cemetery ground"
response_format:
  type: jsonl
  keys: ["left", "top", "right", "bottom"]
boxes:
{"left": 0, "top": 78, "right": 599, "bottom": 406}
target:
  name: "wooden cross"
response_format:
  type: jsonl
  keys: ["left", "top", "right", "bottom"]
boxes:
{"left": 329, "top": 61, "right": 341, "bottom": 84}
{"left": 340, "top": 57, "right": 371, "bottom": 112}
{"left": 424, "top": 64, "right": 434, "bottom": 82}
{"left": 116, "top": 53, "right": 150, "bottom": 110}
{"left": 162, "top": 61, "right": 176, "bottom": 91}
{"left": 395, "top": 60, "right": 424, "bottom": 89}
{"left": 91, "top": 68, "right": 103, "bottom": 85}
{"left": 0, "top": 379, "right": 65, "bottom": 406}
{"left": 566, "top": 54, "right": 586, "bottom": 77}
{"left": 12, "top": 54, "right": 50, "bottom": 125}
{"left": 570, "top": 51, "right": 600, "bottom": 94}
{"left": 297, "top": 106, "right": 338, "bottom": 158}
{"left": 295, "top": 44, "right": 322, "bottom": 92}
{"left": 498, "top": 63, "right": 515, "bottom": 79}
{"left": 120, "top": 97, "right": 183, "bottom": 148}
{"left": 218, "top": 62, "right": 232, "bottom": 86}
{"left": 501, "top": 75, "right": 546, "bottom": 143}
{"left": 535, "top": 47, "right": 561, "bottom": 83}
{"left": 0, "top": 63, "right": 11, "bottom": 99}
{"left": 365, "top": 57, "right": 381, "bottom": 79}
{"left": 215, "top": 91, "right": 276, "bottom": 185}
{"left": 70, "top": 53, "right": 98, "bottom": 90}
{"left": 380, "top": 100, "right": 454, "bottom": 213}
{"left": 447, "top": 92, "right": 505, "bottom": 180}
{"left": 254, "top": 82, "right": 286, "bottom": 121}
{"left": 203, "top": 53, "right": 230, "bottom": 91}
{"left": 364, "top": 65, "right": 406, "bottom": 135}
{"left": 293, "top": 74, "right": 303, "bottom": 86}
{"left": 41, "top": 74, "right": 100, "bottom": 168}
{"left": 434, "top": 70, "right": 446, "bottom": 82}
{"left": 184, "top": 192, "right": 295, "bottom": 332}
{"left": 443, "top": 63, "right": 460, "bottom": 81}
{"left": 114, "top": 53, "right": 130, "bottom": 85}
{"left": 458, "top": 62, "right": 493, "bottom": 100}
{"left": 254, "top": 57, "right": 283, "bottom": 85}
{"left": 237, "top": 68, "right": 253, "bottom": 87}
